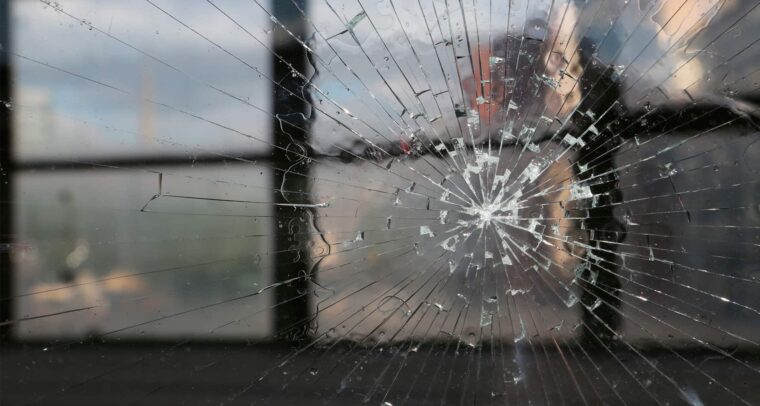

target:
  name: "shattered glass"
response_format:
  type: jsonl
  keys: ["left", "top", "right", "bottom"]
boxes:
{"left": 2, "top": 0, "right": 760, "bottom": 404}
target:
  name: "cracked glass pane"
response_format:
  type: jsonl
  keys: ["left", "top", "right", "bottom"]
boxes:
{"left": 2, "top": 0, "right": 760, "bottom": 405}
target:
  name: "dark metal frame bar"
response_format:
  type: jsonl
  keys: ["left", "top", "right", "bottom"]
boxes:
{"left": 270, "top": 0, "right": 314, "bottom": 343}
{"left": 0, "top": 0, "right": 13, "bottom": 342}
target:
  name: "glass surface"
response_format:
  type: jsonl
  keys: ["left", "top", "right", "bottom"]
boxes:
{"left": 14, "top": 166, "right": 273, "bottom": 339}
{"left": 12, "top": 0, "right": 273, "bottom": 160}
{"left": 2, "top": 0, "right": 760, "bottom": 404}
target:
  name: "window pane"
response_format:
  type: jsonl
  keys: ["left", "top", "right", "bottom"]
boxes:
{"left": 13, "top": 166, "right": 273, "bottom": 339}
{"left": 12, "top": 0, "right": 273, "bottom": 160}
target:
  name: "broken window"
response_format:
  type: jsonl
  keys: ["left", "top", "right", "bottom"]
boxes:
{"left": 2, "top": 0, "right": 760, "bottom": 404}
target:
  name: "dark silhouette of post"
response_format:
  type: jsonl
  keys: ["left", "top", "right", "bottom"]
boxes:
{"left": 271, "top": 0, "right": 313, "bottom": 343}
{"left": 572, "top": 39, "right": 626, "bottom": 346}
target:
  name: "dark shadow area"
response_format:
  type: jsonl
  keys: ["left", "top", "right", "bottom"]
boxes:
{"left": 3, "top": 342, "right": 760, "bottom": 405}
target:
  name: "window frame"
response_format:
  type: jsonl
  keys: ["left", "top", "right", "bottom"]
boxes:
{"left": 0, "top": 0, "right": 314, "bottom": 344}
